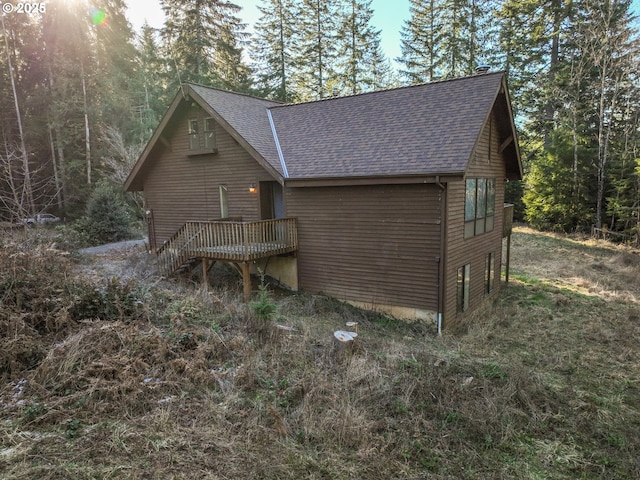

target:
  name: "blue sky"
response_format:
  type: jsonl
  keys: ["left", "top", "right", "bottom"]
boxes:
{"left": 126, "top": 0, "right": 640, "bottom": 67}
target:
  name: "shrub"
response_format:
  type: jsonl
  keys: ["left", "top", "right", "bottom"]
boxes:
{"left": 249, "top": 272, "right": 278, "bottom": 342}
{"left": 250, "top": 273, "right": 278, "bottom": 323}
{"left": 83, "top": 183, "right": 135, "bottom": 244}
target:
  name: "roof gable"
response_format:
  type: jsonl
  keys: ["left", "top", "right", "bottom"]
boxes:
{"left": 188, "top": 85, "right": 285, "bottom": 176}
{"left": 125, "top": 72, "right": 522, "bottom": 192}
{"left": 269, "top": 71, "right": 511, "bottom": 180}
{"left": 125, "top": 85, "right": 283, "bottom": 191}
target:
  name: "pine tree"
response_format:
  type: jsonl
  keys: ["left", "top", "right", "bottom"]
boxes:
{"left": 135, "top": 23, "right": 169, "bottom": 140}
{"left": 398, "top": 0, "right": 444, "bottom": 83}
{"left": 574, "top": 0, "right": 639, "bottom": 229}
{"left": 398, "top": 0, "right": 495, "bottom": 83}
{"left": 496, "top": 0, "right": 573, "bottom": 137}
{"left": 41, "top": 0, "right": 96, "bottom": 211}
{"left": 522, "top": 0, "right": 640, "bottom": 234}
{"left": 251, "top": 0, "right": 298, "bottom": 102}
{"left": 335, "top": 0, "right": 392, "bottom": 94}
{"left": 291, "top": 0, "right": 339, "bottom": 99}
{"left": 91, "top": 0, "right": 139, "bottom": 140}
{"left": 161, "top": 0, "right": 252, "bottom": 91}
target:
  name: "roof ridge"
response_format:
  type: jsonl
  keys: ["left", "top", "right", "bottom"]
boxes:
{"left": 187, "top": 82, "right": 284, "bottom": 105}
{"left": 268, "top": 70, "right": 506, "bottom": 110}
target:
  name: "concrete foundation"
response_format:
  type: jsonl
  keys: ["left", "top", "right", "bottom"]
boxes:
{"left": 252, "top": 255, "right": 298, "bottom": 291}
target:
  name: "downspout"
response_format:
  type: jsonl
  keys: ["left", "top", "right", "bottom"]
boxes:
{"left": 435, "top": 176, "right": 446, "bottom": 336}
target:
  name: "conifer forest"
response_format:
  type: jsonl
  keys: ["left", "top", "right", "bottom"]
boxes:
{"left": 0, "top": 0, "right": 639, "bottom": 240}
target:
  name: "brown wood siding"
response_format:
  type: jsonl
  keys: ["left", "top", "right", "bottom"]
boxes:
{"left": 443, "top": 111, "right": 507, "bottom": 328}
{"left": 286, "top": 184, "right": 442, "bottom": 311}
{"left": 142, "top": 104, "right": 276, "bottom": 245}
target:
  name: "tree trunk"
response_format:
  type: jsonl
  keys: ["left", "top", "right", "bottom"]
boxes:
{"left": 81, "top": 59, "right": 91, "bottom": 185}
{"left": 1, "top": 14, "right": 34, "bottom": 217}
{"left": 48, "top": 125, "right": 63, "bottom": 210}
{"left": 316, "top": 0, "right": 323, "bottom": 98}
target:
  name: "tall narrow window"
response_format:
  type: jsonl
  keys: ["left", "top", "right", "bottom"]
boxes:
{"left": 486, "top": 179, "right": 496, "bottom": 232}
{"left": 457, "top": 264, "right": 470, "bottom": 313}
{"left": 465, "top": 178, "right": 496, "bottom": 238}
{"left": 219, "top": 185, "right": 228, "bottom": 218}
{"left": 464, "top": 179, "right": 477, "bottom": 238}
{"left": 204, "top": 117, "right": 216, "bottom": 150}
{"left": 475, "top": 178, "right": 487, "bottom": 235}
{"left": 188, "top": 118, "right": 199, "bottom": 150}
{"left": 485, "top": 252, "right": 495, "bottom": 294}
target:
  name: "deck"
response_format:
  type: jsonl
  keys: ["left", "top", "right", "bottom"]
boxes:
{"left": 157, "top": 218, "right": 298, "bottom": 298}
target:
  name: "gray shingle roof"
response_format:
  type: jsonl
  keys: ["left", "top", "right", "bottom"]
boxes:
{"left": 127, "top": 72, "right": 516, "bottom": 192}
{"left": 268, "top": 72, "right": 505, "bottom": 179}
{"left": 188, "top": 84, "right": 285, "bottom": 176}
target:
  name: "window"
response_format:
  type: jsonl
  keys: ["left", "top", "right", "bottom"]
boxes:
{"left": 219, "top": 185, "right": 228, "bottom": 218}
{"left": 465, "top": 177, "right": 496, "bottom": 238}
{"left": 485, "top": 252, "right": 495, "bottom": 294}
{"left": 457, "top": 264, "right": 470, "bottom": 313}
{"left": 188, "top": 118, "right": 199, "bottom": 150}
{"left": 204, "top": 117, "right": 216, "bottom": 150}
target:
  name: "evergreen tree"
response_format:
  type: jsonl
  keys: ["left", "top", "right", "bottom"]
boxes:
{"left": 496, "top": 0, "right": 572, "bottom": 137}
{"left": 251, "top": 0, "right": 298, "bottom": 102}
{"left": 438, "top": 0, "right": 469, "bottom": 77}
{"left": 522, "top": 0, "right": 640, "bottom": 234}
{"left": 291, "top": 0, "right": 339, "bottom": 99}
{"left": 41, "top": 0, "right": 96, "bottom": 211}
{"left": 212, "top": 10, "right": 253, "bottom": 92}
{"left": 398, "top": 0, "right": 495, "bottom": 83}
{"left": 524, "top": 129, "right": 595, "bottom": 232}
{"left": 135, "top": 23, "right": 169, "bottom": 140}
{"left": 335, "top": 0, "right": 391, "bottom": 94}
{"left": 91, "top": 0, "right": 139, "bottom": 141}
{"left": 161, "top": 0, "right": 252, "bottom": 91}
{"left": 398, "top": 0, "right": 444, "bottom": 83}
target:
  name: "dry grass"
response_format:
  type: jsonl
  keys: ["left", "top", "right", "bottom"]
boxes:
{"left": 1, "top": 226, "right": 639, "bottom": 479}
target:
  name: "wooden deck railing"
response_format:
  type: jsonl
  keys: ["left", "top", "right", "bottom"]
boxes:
{"left": 157, "top": 218, "right": 298, "bottom": 276}
{"left": 503, "top": 203, "right": 514, "bottom": 238}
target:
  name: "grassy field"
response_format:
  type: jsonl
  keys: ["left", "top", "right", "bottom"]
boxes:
{"left": 1, "top": 226, "right": 639, "bottom": 479}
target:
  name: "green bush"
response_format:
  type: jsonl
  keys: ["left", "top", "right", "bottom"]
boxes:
{"left": 56, "top": 183, "right": 136, "bottom": 248}
{"left": 83, "top": 183, "right": 135, "bottom": 244}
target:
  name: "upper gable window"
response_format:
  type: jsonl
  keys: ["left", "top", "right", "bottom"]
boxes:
{"left": 465, "top": 178, "right": 496, "bottom": 238}
{"left": 188, "top": 118, "right": 199, "bottom": 150}
{"left": 187, "top": 117, "right": 217, "bottom": 154}
{"left": 204, "top": 118, "right": 216, "bottom": 150}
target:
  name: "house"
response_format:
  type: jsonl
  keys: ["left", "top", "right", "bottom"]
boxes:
{"left": 124, "top": 71, "right": 522, "bottom": 331}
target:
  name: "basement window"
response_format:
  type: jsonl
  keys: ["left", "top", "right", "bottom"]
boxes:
{"left": 465, "top": 178, "right": 496, "bottom": 238}
{"left": 457, "top": 264, "right": 470, "bottom": 313}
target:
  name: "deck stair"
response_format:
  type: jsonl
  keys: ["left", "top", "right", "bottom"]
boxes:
{"left": 156, "top": 218, "right": 298, "bottom": 299}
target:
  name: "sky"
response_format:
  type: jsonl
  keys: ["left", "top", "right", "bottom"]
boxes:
{"left": 125, "top": 0, "right": 640, "bottom": 68}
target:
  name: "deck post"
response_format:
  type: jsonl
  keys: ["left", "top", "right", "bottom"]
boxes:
{"left": 201, "top": 258, "right": 209, "bottom": 290}
{"left": 505, "top": 233, "right": 511, "bottom": 284}
{"left": 241, "top": 262, "right": 252, "bottom": 301}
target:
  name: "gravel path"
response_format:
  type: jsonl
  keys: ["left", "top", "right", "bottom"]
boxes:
{"left": 78, "top": 238, "right": 148, "bottom": 255}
